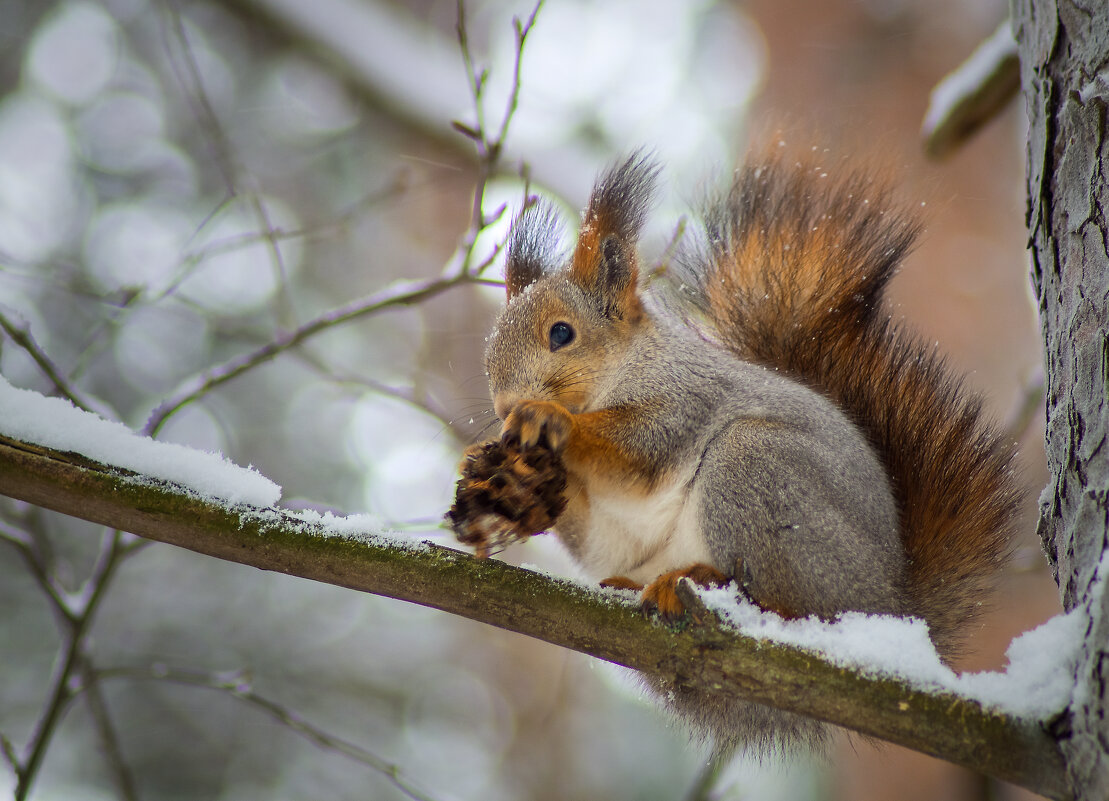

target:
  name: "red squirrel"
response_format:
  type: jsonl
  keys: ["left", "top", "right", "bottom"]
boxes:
{"left": 449, "top": 151, "right": 1019, "bottom": 751}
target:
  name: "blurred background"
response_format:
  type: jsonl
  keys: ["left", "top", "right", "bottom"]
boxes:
{"left": 0, "top": 0, "right": 1060, "bottom": 799}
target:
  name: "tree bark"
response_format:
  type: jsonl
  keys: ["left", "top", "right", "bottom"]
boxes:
{"left": 1011, "top": 1, "right": 1109, "bottom": 798}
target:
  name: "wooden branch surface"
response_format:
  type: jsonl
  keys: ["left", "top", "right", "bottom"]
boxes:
{"left": 0, "top": 434, "right": 1069, "bottom": 799}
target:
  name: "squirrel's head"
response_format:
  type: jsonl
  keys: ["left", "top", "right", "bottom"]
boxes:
{"left": 485, "top": 154, "right": 659, "bottom": 420}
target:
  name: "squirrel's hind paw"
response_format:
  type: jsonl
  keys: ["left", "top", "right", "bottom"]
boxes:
{"left": 641, "top": 564, "right": 729, "bottom": 622}
{"left": 447, "top": 438, "right": 568, "bottom": 556}
{"left": 599, "top": 575, "right": 645, "bottom": 591}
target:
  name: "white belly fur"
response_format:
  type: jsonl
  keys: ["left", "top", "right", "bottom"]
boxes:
{"left": 563, "top": 466, "right": 713, "bottom": 584}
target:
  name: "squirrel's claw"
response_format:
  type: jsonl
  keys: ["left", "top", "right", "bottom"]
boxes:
{"left": 502, "top": 399, "right": 573, "bottom": 453}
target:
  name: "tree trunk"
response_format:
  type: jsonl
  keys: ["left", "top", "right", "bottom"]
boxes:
{"left": 1011, "top": 1, "right": 1109, "bottom": 797}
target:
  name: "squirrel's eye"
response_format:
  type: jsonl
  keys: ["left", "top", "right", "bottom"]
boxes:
{"left": 549, "top": 321, "right": 575, "bottom": 350}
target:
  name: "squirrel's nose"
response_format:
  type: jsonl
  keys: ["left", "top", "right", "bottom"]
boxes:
{"left": 493, "top": 393, "right": 518, "bottom": 421}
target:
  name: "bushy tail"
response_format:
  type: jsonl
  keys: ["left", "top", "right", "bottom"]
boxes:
{"left": 668, "top": 154, "right": 1019, "bottom": 657}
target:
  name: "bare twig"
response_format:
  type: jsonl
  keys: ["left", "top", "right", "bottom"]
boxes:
{"left": 453, "top": 0, "right": 544, "bottom": 271}
{"left": 455, "top": 0, "right": 543, "bottom": 163}
{"left": 1, "top": 513, "right": 141, "bottom": 798}
{"left": 682, "top": 751, "right": 727, "bottom": 801}
{"left": 141, "top": 2, "right": 542, "bottom": 439}
{"left": 172, "top": 172, "right": 411, "bottom": 288}
{"left": 0, "top": 733, "right": 18, "bottom": 782}
{"left": 0, "top": 517, "right": 32, "bottom": 549}
{"left": 89, "top": 665, "right": 440, "bottom": 801}
{"left": 5, "top": 525, "right": 75, "bottom": 623}
{"left": 1004, "top": 370, "right": 1046, "bottom": 444}
{"left": 143, "top": 271, "right": 473, "bottom": 436}
{"left": 288, "top": 349, "right": 463, "bottom": 442}
{"left": 65, "top": 288, "right": 145, "bottom": 386}
{"left": 455, "top": 1, "right": 489, "bottom": 168}
{"left": 13, "top": 530, "right": 128, "bottom": 801}
{"left": 493, "top": 3, "right": 543, "bottom": 149}
{"left": 163, "top": 0, "right": 294, "bottom": 322}
{"left": 647, "top": 216, "right": 689, "bottom": 281}
{"left": 76, "top": 656, "right": 139, "bottom": 801}
{"left": 0, "top": 310, "right": 94, "bottom": 412}
{"left": 151, "top": 172, "right": 413, "bottom": 314}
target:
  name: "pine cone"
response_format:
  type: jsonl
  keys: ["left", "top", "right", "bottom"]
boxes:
{"left": 447, "top": 438, "right": 568, "bottom": 558}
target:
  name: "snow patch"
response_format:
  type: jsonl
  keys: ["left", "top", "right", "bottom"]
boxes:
{"left": 0, "top": 374, "right": 281, "bottom": 506}
{"left": 958, "top": 609, "right": 1084, "bottom": 719}
{"left": 269, "top": 507, "right": 432, "bottom": 552}
{"left": 700, "top": 585, "right": 1080, "bottom": 721}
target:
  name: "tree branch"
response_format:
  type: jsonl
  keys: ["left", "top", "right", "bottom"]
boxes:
{"left": 163, "top": 0, "right": 295, "bottom": 322}
{"left": 86, "top": 665, "right": 439, "bottom": 801}
{"left": 0, "top": 311, "right": 94, "bottom": 412}
{"left": 75, "top": 656, "right": 138, "bottom": 801}
{"left": 0, "top": 434, "right": 1070, "bottom": 799}
{"left": 10, "top": 526, "right": 127, "bottom": 801}
{"left": 142, "top": 271, "right": 473, "bottom": 436}
{"left": 921, "top": 20, "right": 1021, "bottom": 159}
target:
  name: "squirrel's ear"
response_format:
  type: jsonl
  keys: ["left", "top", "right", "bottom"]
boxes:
{"left": 505, "top": 201, "right": 562, "bottom": 300}
{"left": 570, "top": 153, "right": 659, "bottom": 319}
{"left": 590, "top": 235, "right": 638, "bottom": 319}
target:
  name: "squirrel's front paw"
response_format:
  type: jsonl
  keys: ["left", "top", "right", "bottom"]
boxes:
{"left": 502, "top": 400, "right": 573, "bottom": 453}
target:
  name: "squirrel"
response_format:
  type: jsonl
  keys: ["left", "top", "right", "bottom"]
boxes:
{"left": 448, "top": 150, "right": 1019, "bottom": 753}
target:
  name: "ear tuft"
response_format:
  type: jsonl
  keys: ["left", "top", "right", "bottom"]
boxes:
{"left": 505, "top": 200, "right": 562, "bottom": 299}
{"left": 570, "top": 152, "right": 659, "bottom": 316}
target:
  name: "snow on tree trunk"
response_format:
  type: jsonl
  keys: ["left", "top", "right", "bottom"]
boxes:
{"left": 1011, "top": 0, "right": 1109, "bottom": 798}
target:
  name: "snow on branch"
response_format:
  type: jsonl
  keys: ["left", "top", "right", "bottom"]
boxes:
{"left": 0, "top": 375, "right": 279, "bottom": 506}
{"left": 0, "top": 383, "right": 1074, "bottom": 799}
{"left": 922, "top": 20, "right": 1020, "bottom": 159}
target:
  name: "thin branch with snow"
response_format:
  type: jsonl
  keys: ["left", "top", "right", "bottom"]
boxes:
{"left": 922, "top": 20, "right": 1020, "bottom": 159}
